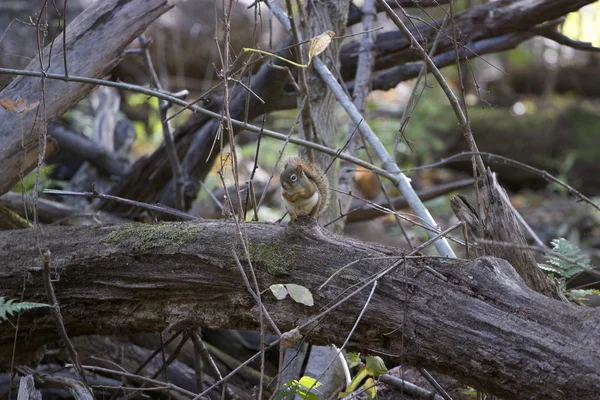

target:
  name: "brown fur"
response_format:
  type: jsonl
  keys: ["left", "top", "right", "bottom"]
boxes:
{"left": 280, "top": 157, "right": 329, "bottom": 218}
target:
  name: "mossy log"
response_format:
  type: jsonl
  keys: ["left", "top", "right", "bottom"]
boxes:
{"left": 0, "top": 219, "right": 599, "bottom": 399}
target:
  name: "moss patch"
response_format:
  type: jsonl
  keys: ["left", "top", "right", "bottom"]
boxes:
{"left": 101, "top": 222, "right": 201, "bottom": 251}
{"left": 248, "top": 239, "right": 294, "bottom": 276}
{"left": 0, "top": 205, "right": 30, "bottom": 230}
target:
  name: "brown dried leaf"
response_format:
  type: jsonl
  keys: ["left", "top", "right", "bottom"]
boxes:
{"left": 0, "top": 97, "right": 39, "bottom": 114}
{"left": 308, "top": 30, "right": 335, "bottom": 62}
{"left": 0, "top": 98, "right": 19, "bottom": 113}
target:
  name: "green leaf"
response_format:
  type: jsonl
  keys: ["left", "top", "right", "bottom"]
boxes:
{"left": 296, "top": 390, "right": 319, "bottom": 400}
{"left": 272, "top": 386, "right": 297, "bottom": 400}
{"left": 341, "top": 366, "right": 368, "bottom": 397}
{"left": 363, "top": 378, "right": 377, "bottom": 399}
{"left": 539, "top": 238, "right": 594, "bottom": 278}
{"left": 298, "top": 376, "right": 321, "bottom": 390}
{"left": 283, "top": 379, "right": 299, "bottom": 388}
{"left": 0, "top": 297, "right": 50, "bottom": 322}
{"left": 365, "top": 355, "right": 388, "bottom": 377}
{"left": 346, "top": 352, "right": 361, "bottom": 368}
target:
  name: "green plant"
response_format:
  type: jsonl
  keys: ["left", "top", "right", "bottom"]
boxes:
{"left": 0, "top": 297, "right": 50, "bottom": 323}
{"left": 539, "top": 238, "right": 592, "bottom": 278}
{"left": 273, "top": 376, "right": 323, "bottom": 400}
{"left": 539, "top": 238, "right": 599, "bottom": 302}
{"left": 339, "top": 354, "right": 388, "bottom": 399}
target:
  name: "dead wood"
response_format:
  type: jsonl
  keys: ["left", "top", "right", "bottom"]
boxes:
{"left": 0, "top": 219, "right": 599, "bottom": 399}
{"left": 339, "top": 0, "right": 595, "bottom": 81}
{"left": 0, "top": 204, "right": 31, "bottom": 230}
{"left": 16, "top": 375, "right": 41, "bottom": 400}
{"left": 0, "top": 0, "right": 173, "bottom": 195}
{"left": 451, "top": 171, "right": 564, "bottom": 300}
{"left": 0, "top": 192, "right": 127, "bottom": 226}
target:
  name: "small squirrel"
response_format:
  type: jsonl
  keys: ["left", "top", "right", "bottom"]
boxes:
{"left": 280, "top": 157, "right": 329, "bottom": 220}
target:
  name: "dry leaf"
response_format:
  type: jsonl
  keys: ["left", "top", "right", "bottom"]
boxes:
{"left": 308, "top": 30, "right": 335, "bottom": 62}
{"left": 285, "top": 283, "right": 314, "bottom": 306}
{"left": 0, "top": 97, "right": 39, "bottom": 114}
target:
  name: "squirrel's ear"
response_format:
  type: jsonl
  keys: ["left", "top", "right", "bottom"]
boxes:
{"left": 296, "top": 163, "right": 303, "bottom": 173}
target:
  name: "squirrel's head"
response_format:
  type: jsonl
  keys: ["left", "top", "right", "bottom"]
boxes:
{"left": 281, "top": 163, "right": 309, "bottom": 191}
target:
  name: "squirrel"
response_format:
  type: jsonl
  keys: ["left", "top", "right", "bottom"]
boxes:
{"left": 280, "top": 157, "right": 329, "bottom": 220}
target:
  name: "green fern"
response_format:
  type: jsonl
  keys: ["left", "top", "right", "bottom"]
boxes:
{"left": 0, "top": 297, "right": 50, "bottom": 322}
{"left": 539, "top": 238, "right": 593, "bottom": 278}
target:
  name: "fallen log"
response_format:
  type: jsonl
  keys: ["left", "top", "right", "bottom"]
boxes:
{"left": 0, "top": 219, "right": 598, "bottom": 399}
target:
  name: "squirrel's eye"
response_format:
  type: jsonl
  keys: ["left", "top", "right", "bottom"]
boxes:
{"left": 290, "top": 174, "right": 297, "bottom": 182}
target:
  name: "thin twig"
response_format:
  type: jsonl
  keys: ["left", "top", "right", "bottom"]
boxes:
{"left": 151, "top": 332, "right": 189, "bottom": 380}
{"left": 136, "top": 34, "right": 187, "bottom": 211}
{"left": 417, "top": 368, "right": 453, "bottom": 400}
{"left": 375, "top": 0, "right": 485, "bottom": 176}
{"left": 332, "top": 188, "right": 465, "bottom": 247}
{"left": 246, "top": 116, "right": 265, "bottom": 221}
{"left": 62, "top": 0, "right": 69, "bottom": 78}
{"left": 42, "top": 250, "right": 93, "bottom": 395}
{"left": 359, "top": 127, "right": 414, "bottom": 248}
{"left": 0, "top": 67, "right": 394, "bottom": 181}
{"left": 232, "top": 249, "right": 282, "bottom": 337}
{"left": 198, "top": 180, "right": 224, "bottom": 212}
{"left": 265, "top": 0, "right": 456, "bottom": 257}
{"left": 79, "top": 364, "right": 206, "bottom": 399}
{"left": 8, "top": 275, "right": 27, "bottom": 400}
{"left": 232, "top": 250, "right": 266, "bottom": 399}
{"left": 476, "top": 239, "right": 590, "bottom": 271}
{"left": 338, "top": 0, "right": 376, "bottom": 223}
{"left": 190, "top": 331, "right": 227, "bottom": 397}
{"left": 134, "top": 330, "right": 183, "bottom": 374}
{"left": 190, "top": 329, "right": 204, "bottom": 392}
{"left": 43, "top": 187, "right": 200, "bottom": 221}
{"left": 402, "top": 151, "right": 600, "bottom": 212}
{"left": 392, "top": 12, "right": 450, "bottom": 155}
{"left": 380, "top": 373, "right": 444, "bottom": 400}
{"left": 306, "top": 282, "right": 378, "bottom": 397}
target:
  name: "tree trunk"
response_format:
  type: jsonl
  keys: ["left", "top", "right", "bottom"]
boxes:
{"left": 0, "top": 219, "right": 599, "bottom": 399}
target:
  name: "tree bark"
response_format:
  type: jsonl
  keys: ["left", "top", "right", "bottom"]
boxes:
{"left": 1, "top": 219, "right": 599, "bottom": 399}
{"left": 0, "top": 0, "right": 173, "bottom": 195}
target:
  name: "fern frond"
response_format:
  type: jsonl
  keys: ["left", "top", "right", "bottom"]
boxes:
{"left": 539, "top": 238, "right": 593, "bottom": 278}
{"left": 0, "top": 297, "right": 50, "bottom": 322}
